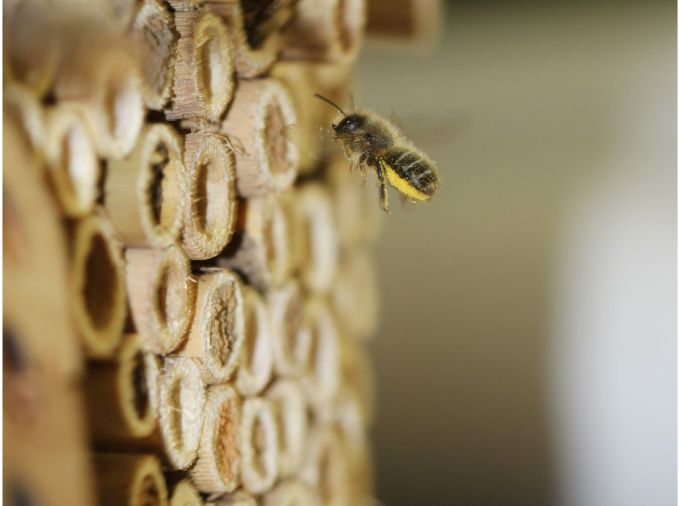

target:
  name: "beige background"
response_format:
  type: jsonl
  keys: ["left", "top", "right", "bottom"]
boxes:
{"left": 355, "top": 1, "right": 676, "bottom": 504}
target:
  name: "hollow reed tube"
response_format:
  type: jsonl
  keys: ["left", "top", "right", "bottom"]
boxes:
{"left": 240, "top": 397, "right": 279, "bottom": 494}
{"left": 267, "top": 280, "right": 310, "bottom": 378}
{"left": 266, "top": 380, "right": 307, "bottom": 478}
{"left": 71, "top": 213, "right": 127, "bottom": 358}
{"left": 169, "top": 479, "right": 203, "bottom": 506}
{"left": 158, "top": 357, "right": 206, "bottom": 470}
{"left": 106, "top": 123, "right": 185, "bottom": 248}
{"left": 263, "top": 480, "right": 320, "bottom": 506}
{"left": 93, "top": 453, "right": 168, "bottom": 506}
{"left": 125, "top": 245, "right": 196, "bottom": 354}
{"left": 181, "top": 132, "right": 238, "bottom": 260}
{"left": 168, "top": 10, "right": 234, "bottom": 122}
{"left": 85, "top": 334, "right": 160, "bottom": 442}
{"left": 221, "top": 79, "right": 299, "bottom": 197}
{"left": 176, "top": 269, "right": 245, "bottom": 384}
{"left": 191, "top": 385, "right": 242, "bottom": 494}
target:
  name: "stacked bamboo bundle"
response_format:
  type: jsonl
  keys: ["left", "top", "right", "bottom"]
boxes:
{"left": 4, "top": 0, "right": 381, "bottom": 504}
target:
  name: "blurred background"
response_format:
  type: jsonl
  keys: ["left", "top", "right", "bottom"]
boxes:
{"left": 356, "top": 1, "right": 676, "bottom": 505}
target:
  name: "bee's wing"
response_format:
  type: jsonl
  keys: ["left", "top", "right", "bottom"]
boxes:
{"left": 282, "top": 123, "right": 344, "bottom": 163}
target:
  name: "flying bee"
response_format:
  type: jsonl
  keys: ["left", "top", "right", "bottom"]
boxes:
{"left": 313, "top": 93, "right": 440, "bottom": 212}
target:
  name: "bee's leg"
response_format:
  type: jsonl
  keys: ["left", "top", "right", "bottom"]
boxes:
{"left": 375, "top": 162, "right": 389, "bottom": 212}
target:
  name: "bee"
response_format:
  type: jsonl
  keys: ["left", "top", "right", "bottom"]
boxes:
{"left": 313, "top": 93, "right": 440, "bottom": 212}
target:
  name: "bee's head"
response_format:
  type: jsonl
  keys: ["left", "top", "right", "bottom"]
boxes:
{"left": 333, "top": 114, "right": 364, "bottom": 134}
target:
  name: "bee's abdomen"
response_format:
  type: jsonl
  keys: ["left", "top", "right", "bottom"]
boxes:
{"left": 384, "top": 147, "right": 438, "bottom": 196}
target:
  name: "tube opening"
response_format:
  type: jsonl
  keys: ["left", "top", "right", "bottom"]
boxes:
{"left": 61, "top": 122, "right": 97, "bottom": 209}
{"left": 83, "top": 233, "right": 118, "bottom": 331}
{"left": 210, "top": 284, "right": 237, "bottom": 369}
{"left": 264, "top": 103, "right": 288, "bottom": 175}
{"left": 138, "top": 475, "right": 162, "bottom": 506}
{"left": 194, "top": 159, "right": 229, "bottom": 238}
{"left": 131, "top": 351, "right": 150, "bottom": 420}
{"left": 216, "top": 400, "right": 239, "bottom": 481}
{"left": 147, "top": 141, "right": 179, "bottom": 231}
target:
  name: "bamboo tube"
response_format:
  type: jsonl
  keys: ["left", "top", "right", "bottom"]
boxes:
{"left": 43, "top": 106, "right": 99, "bottom": 217}
{"left": 206, "top": 492, "right": 257, "bottom": 506}
{"left": 300, "top": 299, "right": 341, "bottom": 411}
{"left": 291, "top": 183, "right": 339, "bottom": 294}
{"left": 56, "top": 49, "right": 145, "bottom": 159}
{"left": 339, "top": 338, "right": 375, "bottom": 427}
{"left": 4, "top": 118, "right": 82, "bottom": 378}
{"left": 130, "top": 0, "right": 176, "bottom": 110}
{"left": 331, "top": 249, "right": 378, "bottom": 341}
{"left": 5, "top": 83, "right": 45, "bottom": 150}
{"left": 266, "top": 380, "right": 307, "bottom": 478}
{"left": 240, "top": 397, "right": 279, "bottom": 494}
{"left": 235, "top": 286, "right": 274, "bottom": 396}
{"left": 301, "top": 428, "right": 350, "bottom": 506}
{"left": 94, "top": 453, "right": 168, "bottom": 506}
{"left": 327, "top": 158, "right": 383, "bottom": 248}
{"left": 159, "top": 357, "right": 206, "bottom": 469}
{"left": 281, "top": 0, "right": 366, "bottom": 63}
{"left": 169, "top": 479, "right": 203, "bottom": 506}
{"left": 333, "top": 387, "right": 366, "bottom": 452}
{"left": 85, "top": 334, "right": 160, "bottom": 442}
{"left": 176, "top": 269, "right": 245, "bottom": 384}
{"left": 365, "top": 0, "right": 442, "bottom": 45}
{"left": 167, "top": 10, "right": 234, "bottom": 122}
{"left": 219, "top": 195, "right": 291, "bottom": 291}
{"left": 267, "top": 280, "right": 310, "bottom": 377}
{"left": 221, "top": 79, "right": 299, "bottom": 197}
{"left": 5, "top": 0, "right": 61, "bottom": 97}
{"left": 205, "top": 0, "right": 285, "bottom": 78}
{"left": 71, "top": 213, "right": 127, "bottom": 358}
{"left": 126, "top": 246, "right": 196, "bottom": 354}
{"left": 181, "top": 133, "right": 237, "bottom": 260}
{"left": 191, "top": 385, "right": 241, "bottom": 493}
{"left": 263, "top": 480, "right": 320, "bottom": 506}
{"left": 106, "top": 123, "right": 186, "bottom": 248}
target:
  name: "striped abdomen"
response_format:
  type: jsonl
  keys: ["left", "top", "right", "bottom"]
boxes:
{"left": 381, "top": 147, "right": 439, "bottom": 201}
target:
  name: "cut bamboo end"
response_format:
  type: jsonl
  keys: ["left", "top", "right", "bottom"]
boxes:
{"left": 126, "top": 246, "right": 196, "bottom": 354}
{"left": 292, "top": 183, "right": 339, "bottom": 293}
{"left": 85, "top": 334, "right": 160, "bottom": 441}
{"left": 235, "top": 285, "right": 274, "bottom": 396}
{"left": 106, "top": 123, "right": 186, "bottom": 248}
{"left": 191, "top": 385, "right": 242, "bottom": 494}
{"left": 159, "top": 357, "right": 206, "bottom": 470}
{"left": 282, "top": 0, "right": 366, "bottom": 63}
{"left": 168, "top": 10, "right": 234, "bottom": 122}
{"left": 58, "top": 52, "right": 145, "bottom": 159}
{"left": 328, "top": 159, "right": 383, "bottom": 248}
{"left": 169, "top": 479, "right": 202, "bottom": 506}
{"left": 205, "top": 0, "right": 281, "bottom": 78}
{"left": 220, "top": 196, "right": 291, "bottom": 291}
{"left": 240, "top": 397, "right": 279, "bottom": 495}
{"left": 44, "top": 106, "right": 100, "bottom": 217}
{"left": 206, "top": 491, "right": 257, "bottom": 506}
{"left": 266, "top": 380, "right": 308, "bottom": 478}
{"left": 221, "top": 79, "right": 299, "bottom": 197}
{"left": 130, "top": 0, "right": 176, "bottom": 110}
{"left": 267, "top": 281, "right": 310, "bottom": 377}
{"left": 181, "top": 133, "right": 237, "bottom": 260}
{"left": 177, "top": 269, "right": 245, "bottom": 384}
{"left": 263, "top": 480, "right": 321, "bottom": 506}
{"left": 331, "top": 249, "right": 378, "bottom": 340}
{"left": 71, "top": 214, "right": 127, "bottom": 358}
{"left": 301, "top": 428, "right": 350, "bottom": 506}
{"left": 300, "top": 299, "right": 341, "bottom": 410}
{"left": 5, "top": 83, "right": 45, "bottom": 150}
{"left": 94, "top": 453, "right": 168, "bottom": 506}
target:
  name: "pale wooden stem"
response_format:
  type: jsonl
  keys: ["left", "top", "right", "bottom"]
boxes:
{"left": 93, "top": 453, "right": 168, "bottom": 506}
{"left": 106, "top": 123, "right": 186, "bottom": 248}
{"left": 240, "top": 397, "right": 279, "bottom": 494}
{"left": 71, "top": 213, "right": 127, "bottom": 358}
{"left": 125, "top": 246, "right": 196, "bottom": 354}
{"left": 43, "top": 105, "right": 99, "bottom": 217}
{"left": 130, "top": 0, "right": 176, "bottom": 110}
{"left": 85, "top": 334, "right": 160, "bottom": 442}
{"left": 219, "top": 195, "right": 291, "bottom": 291}
{"left": 281, "top": 0, "right": 366, "bottom": 63}
{"left": 181, "top": 133, "right": 237, "bottom": 260}
{"left": 266, "top": 380, "right": 308, "bottom": 478}
{"left": 221, "top": 79, "right": 299, "bottom": 197}
{"left": 191, "top": 385, "right": 242, "bottom": 494}
{"left": 267, "top": 280, "right": 309, "bottom": 377}
{"left": 167, "top": 10, "right": 234, "bottom": 122}
{"left": 158, "top": 357, "right": 206, "bottom": 470}
{"left": 175, "top": 269, "right": 245, "bottom": 384}
{"left": 235, "top": 285, "right": 274, "bottom": 396}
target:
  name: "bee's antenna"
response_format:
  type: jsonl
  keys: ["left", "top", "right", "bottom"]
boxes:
{"left": 313, "top": 93, "right": 346, "bottom": 115}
